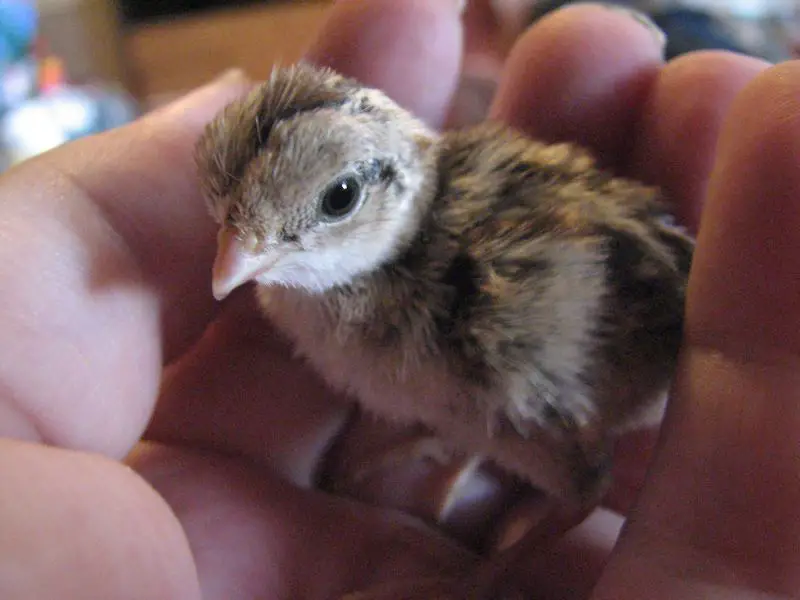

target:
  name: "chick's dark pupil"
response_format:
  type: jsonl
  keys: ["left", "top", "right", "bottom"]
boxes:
{"left": 323, "top": 177, "right": 360, "bottom": 217}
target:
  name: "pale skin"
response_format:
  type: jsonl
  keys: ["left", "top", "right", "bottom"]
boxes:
{"left": 0, "top": 0, "right": 795, "bottom": 598}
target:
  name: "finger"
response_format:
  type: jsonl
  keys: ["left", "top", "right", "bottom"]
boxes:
{"left": 148, "top": 291, "right": 353, "bottom": 489}
{"left": 151, "top": 295, "right": 519, "bottom": 548}
{"left": 47, "top": 70, "right": 254, "bottom": 363}
{"left": 689, "top": 60, "right": 800, "bottom": 362}
{"left": 0, "top": 439, "right": 198, "bottom": 600}
{"left": 130, "top": 443, "right": 477, "bottom": 600}
{"left": 627, "top": 51, "right": 768, "bottom": 231}
{"left": 0, "top": 71, "right": 251, "bottom": 457}
{"left": 306, "top": 0, "right": 463, "bottom": 129}
{"left": 604, "top": 428, "right": 659, "bottom": 515}
{"left": 0, "top": 0, "right": 464, "bottom": 459}
{"left": 152, "top": 292, "right": 533, "bottom": 553}
{"left": 492, "top": 507, "right": 622, "bottom": 600}
{"left": 588, "top": 51, "right": 765, "bottom": 514}
{"left": 490, "top": 3, "right": 665, "bottom": 166}
{"left": 593, "top": 61, "right": 800, "bottom": 598}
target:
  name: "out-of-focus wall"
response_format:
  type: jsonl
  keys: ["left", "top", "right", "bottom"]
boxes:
{"left": 36, "top": 0, "right": 127, "bottom": 84}
{"left": 122, "top": 2, "right": 330, "bottom": 101}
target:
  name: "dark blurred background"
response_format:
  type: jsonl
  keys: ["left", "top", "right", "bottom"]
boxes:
{"left": 118, "top": 0, "right": 265, "bottom": 23}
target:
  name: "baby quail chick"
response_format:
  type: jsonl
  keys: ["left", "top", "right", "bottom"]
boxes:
{"left": 195, "top": 62, "right": 693, "bottom": 507}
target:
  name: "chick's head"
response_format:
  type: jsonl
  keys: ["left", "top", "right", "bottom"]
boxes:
{"left": 196, "top": 63, "right": 437, "bottom": 298}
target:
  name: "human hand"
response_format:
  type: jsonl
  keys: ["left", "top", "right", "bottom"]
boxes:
{"left": 0, "top": 0, "right": 791, "bottom": 598}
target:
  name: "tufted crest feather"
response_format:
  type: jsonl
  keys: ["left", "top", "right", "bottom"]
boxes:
{"left": 195, "top": 63, "right": 363, "bottom": 204}
{"left": 195, "top": 62, "right": 695, "bottom": 509}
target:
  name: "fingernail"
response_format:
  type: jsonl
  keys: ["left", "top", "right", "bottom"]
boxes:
{"left": 561, "top": 3, "right": 667, "bottom": 56}
{"left": 597, "top": 3, "right": 667, "bottom": 53}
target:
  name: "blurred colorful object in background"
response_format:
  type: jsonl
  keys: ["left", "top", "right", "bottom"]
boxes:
{"left": 523, "top": 0, "right": 798, "bottom": 63}
{"left": 0, "top": 0, "right": 137, "bottom": 170}
{"left": 0, "top": 0, "right": 37, "bottom": 65}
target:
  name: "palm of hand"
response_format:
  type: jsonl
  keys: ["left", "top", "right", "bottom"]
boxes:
{"left": 0, "top": 1, "right": 794, "bottom": 599}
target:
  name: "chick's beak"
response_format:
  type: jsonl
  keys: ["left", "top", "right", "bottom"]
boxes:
{"left": 212, "top": 227, "right": 278, "bottom": 301}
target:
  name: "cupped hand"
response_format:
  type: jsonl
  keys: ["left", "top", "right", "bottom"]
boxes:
{"left": 0, "top": 1, "right": 792, "bottom": 598}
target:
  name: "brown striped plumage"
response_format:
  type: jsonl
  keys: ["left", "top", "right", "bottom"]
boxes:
{"left": 195, "top": 62, "right": 693, "bottom": 508}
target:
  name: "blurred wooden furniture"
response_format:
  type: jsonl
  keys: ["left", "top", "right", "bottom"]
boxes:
{"left": 38, "top": 0, "right": 127, "bottom": 84}
{"left": 122, "top": 2, "right": 332, "bottom": 102}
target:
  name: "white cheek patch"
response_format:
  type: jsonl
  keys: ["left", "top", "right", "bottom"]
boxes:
{"left": 257, "top": 249, "right": 347, "bottom": 292}
{"left": 257, "top": 234, "right": 397, "bottom": 293}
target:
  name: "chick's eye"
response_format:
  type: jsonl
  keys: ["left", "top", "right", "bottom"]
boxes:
{"left": 320, "top": 176, "right": 362, "bottom": 220}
